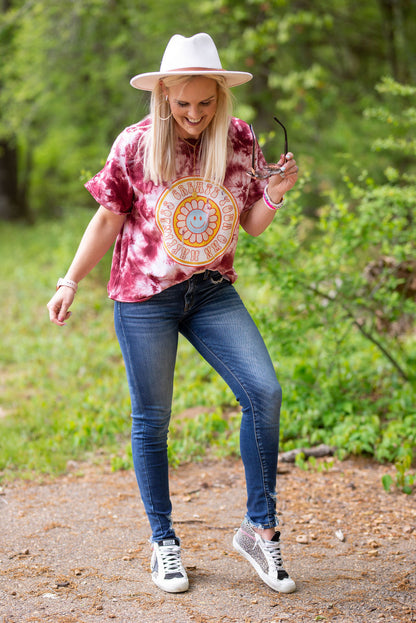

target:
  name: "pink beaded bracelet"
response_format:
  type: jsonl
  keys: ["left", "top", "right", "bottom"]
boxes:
{"left": 263, "top": 185, "right": 284, "bottom": 211}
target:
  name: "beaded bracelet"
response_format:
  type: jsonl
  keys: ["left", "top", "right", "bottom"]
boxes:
{"left": 56, "top": 277, "right": 78, "bottom": 293}
{"left": 263, "top": 185, "right": 284, "bottom": 211}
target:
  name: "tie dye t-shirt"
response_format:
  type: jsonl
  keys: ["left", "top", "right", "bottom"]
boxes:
{"left": 85, "top": 116, "right": 268, "bottom": 302}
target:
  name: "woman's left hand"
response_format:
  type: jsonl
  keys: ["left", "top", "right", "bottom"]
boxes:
{"left": 266, "top": 152, "right": 298, "bottom": 202}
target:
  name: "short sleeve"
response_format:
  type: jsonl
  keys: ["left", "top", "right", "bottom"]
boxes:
{"left": 85, "top": 131, "right": 134, "bottom": 215}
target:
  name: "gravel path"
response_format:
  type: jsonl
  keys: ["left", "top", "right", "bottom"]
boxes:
{"left": 1, "top": 457, "right": 415, "bottom": 622}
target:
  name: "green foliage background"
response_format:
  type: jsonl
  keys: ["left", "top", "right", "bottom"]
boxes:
{"left": 0, "top": 0, "right": 415, "bottom": 480}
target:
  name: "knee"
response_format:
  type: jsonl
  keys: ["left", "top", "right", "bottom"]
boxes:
{"left": 259, "top": 377, "right": 282, "bottom": 411}
{"left": 131, "top": 409, "right": 171, "bottom": 441}
{"left": 241, "top": 376, "right": 282, "bottom": 418}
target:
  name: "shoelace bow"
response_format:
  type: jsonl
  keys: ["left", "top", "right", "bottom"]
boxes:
{"left": 159, "top": 545, "right": 183, "bottom": 572}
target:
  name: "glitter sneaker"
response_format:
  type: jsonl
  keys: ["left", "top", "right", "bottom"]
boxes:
{"left": 150, "top": 537, "right": 189, "bottom": 593}
{"left": 233, "top": 520, "right": 296, "bottom": 593}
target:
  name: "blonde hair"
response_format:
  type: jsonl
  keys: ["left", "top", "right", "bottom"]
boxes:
{"left": 142, "top": 75, "right": 233, "bottom": 185}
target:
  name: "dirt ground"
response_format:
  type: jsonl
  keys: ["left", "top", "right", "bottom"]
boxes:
{"left": 1, "top": 456, "right": 415, "bottom": 623}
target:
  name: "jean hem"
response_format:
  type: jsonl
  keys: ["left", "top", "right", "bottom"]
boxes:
{"left": 149, "top": 530, "right": 177, "bottom": 544}
{"left": 244, "top": 513, "right": 280, "bottom": 530}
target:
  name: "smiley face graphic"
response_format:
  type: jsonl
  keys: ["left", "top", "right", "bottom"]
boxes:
{"left": 187, "top": 208, "right": 209, "bottom": 233}
{"left": 175, "top": 199, "right": 220, "bottom": 245}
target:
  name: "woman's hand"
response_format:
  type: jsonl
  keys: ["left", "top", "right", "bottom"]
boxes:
{"left": 47, "top": 286, "right": 76, "bottom": 326}
{"left": 266, "top": 152, "right": 298, "bottom": 202}
{"left": 241, "top": 152, "right": 299, "bottom": 237}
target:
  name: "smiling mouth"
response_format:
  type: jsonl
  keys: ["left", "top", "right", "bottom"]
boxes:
{"left": 186, "top": 117, "right": 202, "bottom": 125}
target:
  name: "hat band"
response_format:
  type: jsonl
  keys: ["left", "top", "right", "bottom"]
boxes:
{"left": 165, "top": 66, "right": 225, "bottom": 72}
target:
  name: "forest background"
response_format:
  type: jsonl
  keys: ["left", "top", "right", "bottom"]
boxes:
{"left": 0, "top": 0, "right": 415, "bottom": 491}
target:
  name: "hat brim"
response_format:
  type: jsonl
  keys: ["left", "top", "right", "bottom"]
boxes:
{"left": 130, "top": 70, "right": 253, "bottom": 91}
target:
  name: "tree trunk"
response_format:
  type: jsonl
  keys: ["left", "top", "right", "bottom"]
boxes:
{"left": 0, "top": 140, "right": 30, "bottom": 221}
{"left": 1, "top": 1, "right": 30, "bottom": 221}
{"left": 378, "top": 0, "right": 416, "bottom": 82}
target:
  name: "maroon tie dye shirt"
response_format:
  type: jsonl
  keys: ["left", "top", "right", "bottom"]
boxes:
{"left": 85, "top": 116, "right": 268, "bottom": 302}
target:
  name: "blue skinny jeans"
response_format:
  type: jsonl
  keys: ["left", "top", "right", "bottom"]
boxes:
{"left": 114, "top": 271, "right": 282, "bottom": 542}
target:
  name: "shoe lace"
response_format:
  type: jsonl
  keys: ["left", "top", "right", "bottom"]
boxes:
{"left": 262, "top": 539, "right": 289, "bottom": 579}
{"left": 159, "top": 545, "right": 183, "bottom": 573}
{"left": 263, "top": 540, "right": 283, "bottom": 567}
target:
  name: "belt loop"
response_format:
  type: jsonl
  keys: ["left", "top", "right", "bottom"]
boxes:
{"left": 203, "top": 269, "right": 210, "bottom": 280}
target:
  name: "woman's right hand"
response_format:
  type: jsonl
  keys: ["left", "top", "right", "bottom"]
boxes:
{"left": 47, "top": 286, "right": 76, "bottom": 326}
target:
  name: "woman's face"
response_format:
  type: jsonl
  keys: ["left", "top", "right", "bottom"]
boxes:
{"left": 165, "top": 76, "right": 218, "bottom": 140}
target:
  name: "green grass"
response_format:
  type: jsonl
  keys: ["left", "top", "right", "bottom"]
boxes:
{"left": 0, "top": 209, "right": 240, "bottom": 480}
{"left": 1, "top": 209, "right": 415, "bottom": 482}
{"left": 0, "top": 211, "right": 128, "bottom": 477}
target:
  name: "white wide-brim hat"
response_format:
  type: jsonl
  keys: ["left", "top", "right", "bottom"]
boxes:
{"left": 130, "top": 33, "right": 253, "bottom": 91}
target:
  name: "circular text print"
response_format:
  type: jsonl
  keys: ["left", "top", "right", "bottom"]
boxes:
{"left": 156, "top": 177, "right": 238, "bottom": 266}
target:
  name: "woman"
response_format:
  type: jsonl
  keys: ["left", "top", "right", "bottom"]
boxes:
{"left": 47, "top": 33, "right": 298, "bottom": 595}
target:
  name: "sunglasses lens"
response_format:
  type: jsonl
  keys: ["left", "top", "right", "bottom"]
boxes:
{"left": 248, "top": 118, "right": 289, "bottom": 177}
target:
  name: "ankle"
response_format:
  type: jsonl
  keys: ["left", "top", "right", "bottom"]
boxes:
{"left": 253, "top": 527, "right": 276, "bottom": 541}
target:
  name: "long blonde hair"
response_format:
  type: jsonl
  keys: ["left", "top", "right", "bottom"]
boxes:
{"left": 142, "top": 75, "right": 233, "bottom": 185}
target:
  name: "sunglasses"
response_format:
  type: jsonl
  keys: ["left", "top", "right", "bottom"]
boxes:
{"left": 247, "top": 117, "right": 288, "bottom": 180}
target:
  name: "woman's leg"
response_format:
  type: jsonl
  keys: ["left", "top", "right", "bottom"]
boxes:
{"left": 114, "top": 297, "right": 180, "bottom": 542}
{"left": 180, "top": 275, "right": 295, "bottom": 593}
{"left": 114, "top": 291, "right": 191, "bottom": 594}
{"left": 179, "top": 277, "right": 281, "bottom": 529}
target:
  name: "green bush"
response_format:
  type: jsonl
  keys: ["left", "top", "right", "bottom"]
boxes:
{"left": 235, "top": 77, "right": 416, "bottom": 464}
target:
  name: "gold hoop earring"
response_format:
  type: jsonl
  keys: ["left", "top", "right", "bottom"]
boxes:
{"left": 159, "top": 100, "right": 172, "bottom": 121}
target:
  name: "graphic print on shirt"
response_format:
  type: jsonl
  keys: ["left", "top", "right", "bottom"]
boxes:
{"left": 156, "top": 177, "right": 239, "bottom": 266}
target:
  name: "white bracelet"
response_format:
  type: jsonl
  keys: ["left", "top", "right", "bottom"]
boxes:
{"left": 263, "top": 185, "right": 284, "bottom": 211}
{"left": 56, "top": 277, "right": 78, "bottom": 293}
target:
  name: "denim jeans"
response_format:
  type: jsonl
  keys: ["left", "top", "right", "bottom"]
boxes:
{"left": 114, "top": 271, "right": 282, "bottom": 542}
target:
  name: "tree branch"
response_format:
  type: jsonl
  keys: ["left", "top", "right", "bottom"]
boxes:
{"left": 300, "top": 281, "right": 409, "bottom": 382}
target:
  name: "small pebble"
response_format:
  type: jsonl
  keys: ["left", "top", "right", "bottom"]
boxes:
{"left": 296, "top": 534, "right": 309, "bottom": 544}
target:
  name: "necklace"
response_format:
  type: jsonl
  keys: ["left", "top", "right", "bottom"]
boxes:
{"left": 180, "top": 136, "right": 201, "bottom": 148}
{"left": 180, "top": 136, "right": 201, "bottom": 179}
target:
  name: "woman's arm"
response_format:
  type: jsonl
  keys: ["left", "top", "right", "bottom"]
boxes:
{"left": 47, "top": 206, "right": 126, "bottom": 326}
{"left": 240, "top": 152, "right": 298, "bottom": 237}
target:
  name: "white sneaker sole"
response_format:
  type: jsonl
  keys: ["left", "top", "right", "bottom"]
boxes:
{"left": 151, "top": 572, "right": 189, "bottom": 593}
